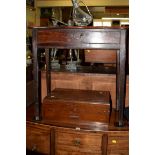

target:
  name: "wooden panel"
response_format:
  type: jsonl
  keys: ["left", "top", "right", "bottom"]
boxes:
{"left": 85, "top": 50, "right": 116, "bottom": 63}
{"left": 55, "top": 128, "right": 102, "bottom": 154}
{"left": 54, "top": 80, "right": 79, "bottom": 90}
{"left": 26, "top": 80, "right": 35, "bottom": 107}
{"left": 107, "top": 131, "right": 129, "bottom": 155}
{"left": 56, "top": 150, "right": 101, "bottom": 155}
{"left": 26, "top": 122, "right": 51, "bottom": 154}
{"left": 37, "top": 29, "right": 120, "bottom": 44}
{"left": 107, "top": 150, "right": 129, "bottom": 155}
{"left": 43, "top": 100, "right": 110, "bottom": 123}
{"left": 26, "top": 65, "right": 33, "bottom": 82}
{"left": 41, "top": 72, "right": 129, "bottom": 108}
{"left": 50, "top": 88, "right": 111, "bottom": 103}
{"left": 108, "top": 136, "right": 128, "bottom": 150}
{"left": 42, "top": 88, "right": 111, "bottom": 124}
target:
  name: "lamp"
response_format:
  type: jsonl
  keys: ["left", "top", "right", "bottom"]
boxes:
{"left": 71, "top": 0, "right": 93, "bottom": 26}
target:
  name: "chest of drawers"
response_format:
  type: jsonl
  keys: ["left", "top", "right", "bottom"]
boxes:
{"left": 26, "top": 121, "right": 129, "bottom": 155}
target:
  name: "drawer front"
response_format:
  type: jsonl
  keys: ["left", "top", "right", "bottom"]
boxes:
{"left": 107, "top": 150, "right": 129, "bottom": 155}
{"left": 55, "top": 128, "right": 102, "bottom": 154}
{"left": 78, "top": 103, "right": 110, "bottom": 123}
{"left": 26, "top": 124, "right": 51, "bottom": 155}
{"left": 42, "top": 101, "right": 110, "bottom": 124}
{"left": 107, "top": 132, "right": 129, "bottom": 155}
{"left": 37, "top": 29, "right": 121, "bottom": 49}
{"left": 56, "top": 150, "right": 101, "bottom": 155}
{"left": 108, "top": 136, "right": 129, "bottom": 150}
{"left": 42, "top": 101, "right": 77, "bottom": 123}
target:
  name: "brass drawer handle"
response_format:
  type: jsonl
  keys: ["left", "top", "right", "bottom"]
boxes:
{"left": 112, "top": 139, "right": 117, "bottom": 144}
{"left": 73, "top": 138, "right": 81, "bottom": 146}
{"left": 69, "top": 115, "right": 79, "bottom": 119}
{"left": 80, "top": 33, "right": 84, "bottom": 38}
{"left": 31, "top": 144, "right": 37, "bottom": 151}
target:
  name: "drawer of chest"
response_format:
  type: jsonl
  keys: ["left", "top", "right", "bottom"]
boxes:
{"left": 26, "top": 123, "right": 51, "bottom": 155}
{"left": 107, "top": 132, "right": 129, "bottom": 151}
{"left": 108, "top": 136, "right": 129, "bottom": 150}
{"left": 107, "top": 149, "right": 129, "bottom": 155}
{"left": 55, "top": 128, "right": 103, "bottom": 153}
{"left": 56, "top": 150, "right": 101, "bottom": 155}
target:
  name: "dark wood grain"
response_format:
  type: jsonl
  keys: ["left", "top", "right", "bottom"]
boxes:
{"left": 107, "top": 131, "right": 129, "bottom": 155}
{"left": 26, "top": 104, "right": 129, "bottom": 154}
{"left": 26, "top": 122, "right": 51, "bottom": 154}
{"left": 55, "top": 127, "right": 103, "bottom": 154}
{"left": 102, "top": 134, "right": 108, "bottom": 155}
{"left": 37, "top": 28, "right": 121, "bottom": 49}
{"left": 51, "top": 128, "right": 55, "bottom": 155}
{"left": 26, "top": 119, "right": 128, "bottom": 155}
{"left": 32, "top": 29, "right": 40, "bottom": 121}
{"left": 85, "top": 50, "right": 116, "bottom": 63}
{"left": 116, "top": 30, "right": 126, "bottom": 126}
{"left": 42, "top": 88, "right": 111, "bottom": 126}
{"left": 48, "top": 88, "right": 111, "bottom": 103}
{"left": 45, "top": 48, "right": 51, "bottom": 96}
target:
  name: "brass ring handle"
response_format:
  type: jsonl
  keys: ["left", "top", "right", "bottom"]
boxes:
{"left": 69, "top": 115, "right": 79, "bottom": 119}
{"left": 80, "top": 33, "right": 84, "bottom": 38}
{"left": 31, "top": 144, "right": 37, "bottom": 151}
{"left": 112, "top": 140, "right": 117, "bottom": 144}
{"left": 73, "top": 138, "right": 81, "bottom": 146}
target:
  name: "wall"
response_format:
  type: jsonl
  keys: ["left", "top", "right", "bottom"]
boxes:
{"left": 41, "top": 71, "right": 129, "bottom": 109}
{"left": 26, "top": 6, "right": 36, "bottom": 35}
{"left": 36, "top": 0, "right": 129, "bottom": 7}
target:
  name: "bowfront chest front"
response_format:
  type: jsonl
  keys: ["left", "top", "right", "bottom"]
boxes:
{"left": 26, "top": 26, "right": 129, "bottom": 155}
